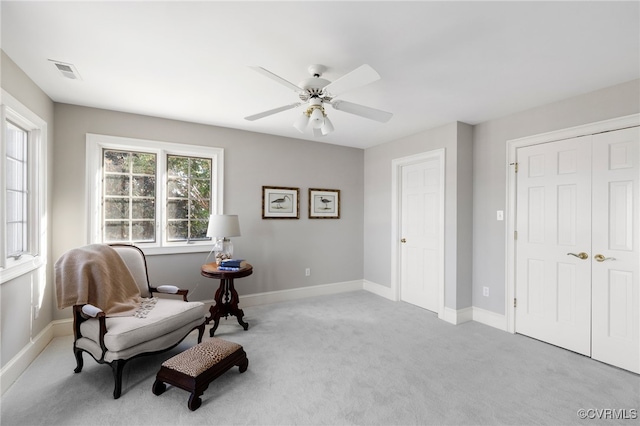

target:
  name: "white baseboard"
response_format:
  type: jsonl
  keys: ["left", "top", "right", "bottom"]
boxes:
{"left": 362, "top": 279, "right": 396, "bottom": 301}
{"left": 2, "top": 322, "right": 50, "bottom": 395}
{"left": 472, "top": 306, "right": 507, "bottom": 331}
{"left": 440, "top": 306, "right": 507, "bottom": 329}
{"left": 0, "top": 318, "right": 74, "bottom": 395}
{"left": 239, "top": 280, "right": 363, "bottom": 308}
{"left": 442, "top": 306, "right": 473, "bottom": 325}
{"left": 52, "top": 318, "right": 74, "bottom": 337}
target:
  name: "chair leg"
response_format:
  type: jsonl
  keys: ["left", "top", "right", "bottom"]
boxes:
{"left": 196, "top": 323, "right": 205, "bottom": 343}
{"left": 73, "top": 348, "right": 84, "bottom": 373}
{"left": 111, "top": 359, "right": 126, "bottom": 399}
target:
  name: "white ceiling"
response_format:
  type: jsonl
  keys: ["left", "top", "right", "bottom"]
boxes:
{"left": 2, "top": 1, "right": 639, "bottom": 149}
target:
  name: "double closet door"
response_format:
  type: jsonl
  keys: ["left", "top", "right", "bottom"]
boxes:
{"left": 515, "top": 126, "right": 639, "bottom": 374}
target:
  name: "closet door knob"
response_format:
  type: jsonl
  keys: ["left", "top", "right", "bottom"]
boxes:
{"left": 567, "top": 252, "right": 589, "bottom": 260}
{"left": 401, "top": 238, "right": 407, "bottom": 243}
{"left": 594, "top": 254, "right": 615, "bottom": 262}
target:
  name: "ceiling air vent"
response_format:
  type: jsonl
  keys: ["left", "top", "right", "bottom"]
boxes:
{"left": 49, "top": 59, "right": 82, "bottom": 80}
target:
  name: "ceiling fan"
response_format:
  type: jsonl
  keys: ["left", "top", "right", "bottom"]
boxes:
{"left": 244, "top": 64, "right": 393, "bottom": 136}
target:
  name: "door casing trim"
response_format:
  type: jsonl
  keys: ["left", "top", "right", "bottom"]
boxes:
{"left": 391, "top": 148, "right": 445, "bottom": 319}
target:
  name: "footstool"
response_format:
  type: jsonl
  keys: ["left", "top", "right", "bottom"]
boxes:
{"left": 152, "top": 338, "right": 248, "bottom": 411}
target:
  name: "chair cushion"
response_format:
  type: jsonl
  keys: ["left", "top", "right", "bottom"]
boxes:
{"left": 80, "top": 299, "right": 206, "bottom": 352}
{"left": 110, "top": 245, "right": 151, "bottom": 298}
{"left": 76, "top": 318, "right": 206, "bottom": 362}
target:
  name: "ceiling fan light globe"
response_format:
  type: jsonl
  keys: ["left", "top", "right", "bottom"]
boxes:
{"left": 321, "top": 116, "right": 334, "bottom": 135}
{"left": 293, "top": 113, "right": 309, "bottom": 133}
{"left": 310, "top": 108, "right": 324, "bottom": 128}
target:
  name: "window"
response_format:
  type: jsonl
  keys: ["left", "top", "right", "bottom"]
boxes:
{"left": 166, "top": 155, "right": 212, "bottom": 241}
{"left": 0, "top": 91, "right": 47, "bottom": 283}
{"left": 86, "top": 134, "right": 223, "bottom": 254}
{"left": 103, "top": 149, "right": 157, "bottom": 243}
{"left": 6, "top": 121, "right": 28, "bottom": 257}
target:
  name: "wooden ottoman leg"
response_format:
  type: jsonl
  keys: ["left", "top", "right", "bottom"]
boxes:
{"left": 237, "top": 356, "right": 249, "bottom": 373}
{"left": 188, "top": 392, "right": 203, "bottom": 411}
{"left": 152, "top": 379, "right": 166, "bottom": 396}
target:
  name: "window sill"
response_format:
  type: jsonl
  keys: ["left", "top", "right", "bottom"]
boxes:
{"left": 0, "top": 256, "right": 45, "bottom": 284}
{"left": 136, "top": 244, "right": 214, "bottom": 256}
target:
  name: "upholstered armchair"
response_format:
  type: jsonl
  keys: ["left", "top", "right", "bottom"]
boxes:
{"left": 55, "top": 244, "right": 207, "bottom": 398}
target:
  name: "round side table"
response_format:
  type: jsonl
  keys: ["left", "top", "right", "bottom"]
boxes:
{"left": 201, "top": 262, "right": 253, "bottom": 337}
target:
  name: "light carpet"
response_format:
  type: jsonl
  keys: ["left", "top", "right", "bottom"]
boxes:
{"left": 1, "top": 290, "right": 638, "bottom": 425}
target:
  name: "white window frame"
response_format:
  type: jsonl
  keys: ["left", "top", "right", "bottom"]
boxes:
{"left": 0, "top": 90, "right": 47, "bottom": 284}
{"left": 86, "top": 133, "right": 224, "bottom": 255}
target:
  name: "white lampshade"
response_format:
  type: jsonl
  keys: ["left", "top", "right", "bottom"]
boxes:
{"left": 206, "top": 214, "right": 241, "bottom": 238}
{"left": 310, "top": 108, "right": 324, "bottom": 129}
{"left": 320, "top": 116, "right": 334, "bottom": 135}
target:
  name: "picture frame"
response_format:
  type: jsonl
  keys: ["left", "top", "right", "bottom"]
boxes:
{"left": 309, "top": 188, "right": 340, "bottom": 219}
{"left": 262, "top": 186, "right": 300, "bottom": 219}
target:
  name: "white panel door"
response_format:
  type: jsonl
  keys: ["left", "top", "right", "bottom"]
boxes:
{"left": 400, "top": 158, "right": 442, "bottom": 312}
{"left": 591, "top": 127, "right": 640, "bottom": 374}
{"left": 515, "top": 136, "right": 593, "bottom": 356}
{"left": 515, "top": 127, "right": 639, "bottom": 373}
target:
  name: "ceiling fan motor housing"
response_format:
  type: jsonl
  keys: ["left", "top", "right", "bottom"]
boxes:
{"left": 298, "top": 78, "right": 330, "bottom": 101}
{"left": 297, "top": 64, "right": 331, "bottom": 101}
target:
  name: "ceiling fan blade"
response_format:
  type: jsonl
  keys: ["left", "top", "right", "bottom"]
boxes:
{"left": 250, "top": 66, "right": 304, "bottom": 92}
{"left": 323, "top": 64, "right": 381, "bottom": 97}
{"left": 330, "top": 100, "right": 393, "bottom": 123}
{"left": 244, "top": 103, "right": 301, "bottom": 121}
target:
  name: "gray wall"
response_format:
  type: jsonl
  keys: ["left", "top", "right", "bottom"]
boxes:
{"left": 363, "top": 121, "right": 474, "bottom": 310}
{"left": 53, "top": 104, "right": 365, "bottom": 320}
{"left": 363, "top": 79, "right": 640, "bottom": 315}
{"left": 1, "top": 51, "right": 55, "bottom": 367}
{"left": 472, "top": 78, "right": 640, "bottom": 314}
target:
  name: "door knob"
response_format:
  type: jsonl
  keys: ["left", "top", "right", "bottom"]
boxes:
{"left": 594, "top": 254, "right": 615, "bottom": 262}
{"left": 567, "top": 252, "right": 589, "bottom": 260}
{"left": 401, "top": 238, "right": 407, "bottom": 243}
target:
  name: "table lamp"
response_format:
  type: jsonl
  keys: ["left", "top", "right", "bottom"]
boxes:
{"left": 206, "top": 214, "right": 241, "bottom": 264}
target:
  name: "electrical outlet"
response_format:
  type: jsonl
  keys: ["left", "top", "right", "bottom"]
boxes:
{"left": 483, "top": 287, "right": 489, "bottom": 297}
{"left": 305, "top": 268, "right": 311, "bottom": 276}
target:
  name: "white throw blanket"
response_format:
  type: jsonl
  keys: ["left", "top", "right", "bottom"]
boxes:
{"left": 55, "top": 244, "right": 143, "bottom": 317}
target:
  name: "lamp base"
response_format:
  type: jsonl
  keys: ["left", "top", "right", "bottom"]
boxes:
{"left": 213, "top": 238, "right": 233, "bottom": 264}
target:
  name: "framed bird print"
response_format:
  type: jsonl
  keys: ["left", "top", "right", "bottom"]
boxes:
{"left": 262, "top": 186, "right": 300, "bottom": 219}
{"left": 309, "top": 188, "right": 340, "bottom": 219}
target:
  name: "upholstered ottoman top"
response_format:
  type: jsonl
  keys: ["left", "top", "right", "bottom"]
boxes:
{"left": 162, "top": 338, "right": 243, "bottom": 378}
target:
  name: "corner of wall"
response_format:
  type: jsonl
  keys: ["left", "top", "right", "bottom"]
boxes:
{"left": 455, "top": 122, "right": 474, "bottom": 310}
